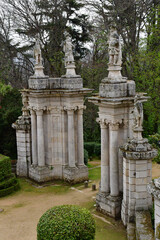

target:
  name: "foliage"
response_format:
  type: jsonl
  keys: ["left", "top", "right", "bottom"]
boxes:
{"left": 0, "top": 154, "right": 11, "bottom": 181}
{"left": 84, "top": 142, "right": 101, "bottom": 159}
{"left": 37, "top": 205, "right": 96, "bottom": 240}
{"left": 0, "top": 85, "right": 22, "bottom": 158}
{"left": 3, "top": 0, "right": 92, "bottom": 79}
{"left": 148, "top": 133, "right": 160, "bottom": 164}
{"left": 84, "top": 149, "right": 89, "bottom": 166}
{"left": 0, "top": 154, "right": 20, "bottom": 197}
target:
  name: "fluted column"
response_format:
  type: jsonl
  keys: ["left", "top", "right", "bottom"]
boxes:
{"left": 109, "top": 122, "right": 119, "bottom": 197}
{"left": 36, "top": 109, "right": 45, "bottom": 167}
{"left": 67, "top": 108, "right": 76, "bottom": 167}
{"left": 100, "top": 119, "right": 110, "bottom": 193}
{"left": 77, "top": 107, "right": 85, "bottom": 166}
{"left": 30, "top": 109, "right": 38, "bottom": 165}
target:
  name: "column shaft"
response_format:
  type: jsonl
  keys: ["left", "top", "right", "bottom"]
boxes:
{"left": 31, "top": 110, "right": 38, "bottom": 165}
{"left": 101, "top": 123, "right": 109, "bottom": 193}
{"left": 77, "top": 109, "right": 84, "bottom": 166}
{"left": 109, "top": 123, "right": 119, "bottom": 196}
{"left": 37, "top": 110, "right": 45, "bottom": 167}
{"left": 67, "top": 110, "right": 76, "bottom": 167}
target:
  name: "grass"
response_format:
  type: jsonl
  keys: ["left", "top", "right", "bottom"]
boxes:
{"left": 89, "top": 167, "right": 101, "bottom": 181}
{"left": 81, "top": 201, "right": 127, "bottom": 240}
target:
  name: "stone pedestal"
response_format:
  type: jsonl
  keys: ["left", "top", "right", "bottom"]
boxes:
{"left": 148, "top": 177, "right": 160, "bottom": 239}
{"left": 121, "top": 138, "right": 157, "bottom": 226}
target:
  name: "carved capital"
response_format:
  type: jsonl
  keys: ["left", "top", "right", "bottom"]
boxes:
{"left": 64, "top": 106, "right": 78, "bottom": 112}
{"left": 96, "top": 118, "right": 109, "bottom": 129}
{"left": 109, "top": 121, "right": 120, "bottom": 131}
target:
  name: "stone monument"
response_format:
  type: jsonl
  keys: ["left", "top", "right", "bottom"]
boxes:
{"left": 121, "top": 94, "right": 157, "bottom": 227}
{"left": 13, "top": 34, "right": 92, "bottom": 183}
{"left": 89, "top": 26, "right": 136, "bottom": 218}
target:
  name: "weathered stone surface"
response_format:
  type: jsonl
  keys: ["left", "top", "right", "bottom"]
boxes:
{"left": 28, "top": 76, "right": 49, "bottom": 90}
{"left": 96, "top": 191, "right": 122, "bottom": 219}
{"left": 135, "top": 211, "right": 154, "bottom": 240}
{"left": 127, "top": 223, "right": 136, "bottom": 240}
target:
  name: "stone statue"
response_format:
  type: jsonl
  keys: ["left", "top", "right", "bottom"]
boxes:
{"left": 63, "top": 32, "right": 75, "bottom": 67}
{"left": 134, "top": 95, "right": 144, "bottom": 129}
{"left": 33, "top": 36, "right": 45, "bottom": 77}
{"left": 34, "top": 37, "right": 43, "bottom": 66}
{"left": 62, "top": 32, "right": 76, "bottom": 76}
{"left": 108, "top": 26, "right": 122, "bottom": 66}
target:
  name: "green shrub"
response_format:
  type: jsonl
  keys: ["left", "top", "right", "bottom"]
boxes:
{"left": 37, "top": 205, "right": 96, "bottom": 240}
{"left": 84, "top": 142, "right": 101, "bottom": 158}
{"left": 84, "top": 149, "right": 89, "bottom": 165}
{"left": 0, "top": 181, "right": 20, "bottom": 197}
{"left": 0, "top": 155, "right": 11, "bottom": 181}
{"left": 0, "top": 154, "right": 20, "bottom": 197}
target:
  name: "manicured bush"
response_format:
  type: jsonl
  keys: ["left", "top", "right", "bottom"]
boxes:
{"left": 84, "top": 149, "right": 89, "bottom": 165}
{"left": 84, "top": 142, "right": 101, "bottom": 158}
{"left": 37, "top": 205, "right": 96, "bottom": 240}
{"left": 0, "top": 154, "right": 20, "bottom": 197}
{"left": 0, "top": 155, "right": 11, "bottom": 181}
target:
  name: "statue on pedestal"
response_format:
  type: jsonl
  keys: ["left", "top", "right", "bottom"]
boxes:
{"left": 63, "top": 32, "right": 76, "bottom": 76}
{"left": 108, "top": 26, "right": 122, "bottom": 67}
{"left": 134, "top": 95, "right": 144, "bottom": 129}
{"left": 33, "top": 36, "right": 45, "bottom": 77}
{"left": 34, "top": 38, "right": 43, "bottom": 66}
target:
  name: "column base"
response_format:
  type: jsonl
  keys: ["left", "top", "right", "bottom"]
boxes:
{"left": 17, "top": 161, "right": 28, "bottom": 177}
{"left": 63, "top": 165, "right": 88, "bottom": 183}
{"left": 96, "top": 190, "right": 122, "bottom": 219}
{"left": 29, "top": 165, "right": 54, "bottom": 183}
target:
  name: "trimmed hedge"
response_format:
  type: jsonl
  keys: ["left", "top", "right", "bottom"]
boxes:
{"left": 37, "top": 205, "right": 96, "bottom": 240}
{"left": 0, "top": 181, "right": 20, "bottom": 197}
{"left": 84, "top": 142, "right": 101, "bottom": 158}
{"left": 0, "top": 154, "right": 20, "bottom": 197}
{"left": 0, "top": 155, "right": 11, "bottom": 181}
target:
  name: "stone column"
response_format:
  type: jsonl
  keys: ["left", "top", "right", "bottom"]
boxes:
{"left": 77, "top": 107, "right": 84, "bottom": 166}
{"left": 30, "top": 109, "right": 38, "bottom": 165}
{"left": 100, "top": 119, "right": 109, "bottom": 193}
{"left": 67, "top": 108, "right": 76, "bottom": 168}
{"left": 36, "top": 109, "right": 45, "bottom": 167}
{"left": 109, "top": 122, "right": 119, "bottom": 197}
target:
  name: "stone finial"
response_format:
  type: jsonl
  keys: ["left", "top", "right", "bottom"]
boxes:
{"left": 63, "top": 32, "right": 77, "bottom": 77}
{"left": 33, "top": 37, "right": 45, "bottom": 77}
{"left": 108, "top": 25, "right": 122, "bottom": 80}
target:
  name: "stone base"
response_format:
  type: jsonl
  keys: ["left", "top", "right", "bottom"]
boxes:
{"left": 29, "top": 165, "right": 54, "bottom": 183}
{"left": 29, "top": 76, "right": 49, "bottom": 89}
{"left": 60, "top": 76, "right": 83, "bottom": 89}
{"left": 17, "top": 161, "right": 29, "bottom": 177}
{"left": 63, "top": 165, "right": 88, "bottom": 183}
{"left": 99, "top": 79, "right": 135, "bottom": 98}
{"left": 96, "top": 191, "right": 122, "bottom": 219}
